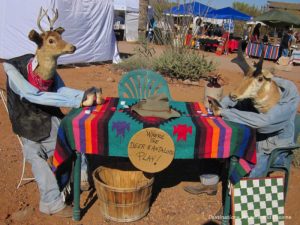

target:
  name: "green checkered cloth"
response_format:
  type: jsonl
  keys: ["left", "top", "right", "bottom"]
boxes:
{"left": 232, "top": 177, "right": 285, "bottom": 225}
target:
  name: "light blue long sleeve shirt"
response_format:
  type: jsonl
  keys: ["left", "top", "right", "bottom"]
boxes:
{"left": 3, "top": 62, "right": 84, "bottom": 108}
{"left": 220, "top": 77, "right": 300, "bottom": 153}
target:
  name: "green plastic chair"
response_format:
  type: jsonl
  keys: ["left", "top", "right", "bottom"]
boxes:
{"left": 263, "top": 113, "right": 300, "bottom": 199}
{"left": 118, "top": 69, "right": 172, "bottom": 99}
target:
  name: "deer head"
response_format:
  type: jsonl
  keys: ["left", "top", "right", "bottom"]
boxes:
{"left": 28, "top": 7, "right": 76, "bottom": 80}
{"left": 230, "top": 43, "right": 280, "bottom": 113}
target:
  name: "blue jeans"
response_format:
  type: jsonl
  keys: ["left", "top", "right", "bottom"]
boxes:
{"left": 281, "top": 48, "right": 289, "bottom": 57}
{"left": 22, "top": 117, "right": 88, "bottom": 214}
{"left": 249, "top": 150, "right": 289, "bottom": 178}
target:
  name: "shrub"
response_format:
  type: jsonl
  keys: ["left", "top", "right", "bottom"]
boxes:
{"left": 153, "top": 48, "right": 216, "bottom": 81}
{"left": 113, "top": 41, "right": 156, "bottom": 72}
{"left": 113, "top": 54, "right": 153, "bottom": 72}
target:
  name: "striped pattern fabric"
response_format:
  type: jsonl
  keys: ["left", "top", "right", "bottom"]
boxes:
{"left": 289, "top": 50, "right": 300, "bottom": 64}
{"left": 53, "top": 97, "right": 256, "bottom": 184}
{"left": 246, "top": 42, "right": 279, "bottom": 60}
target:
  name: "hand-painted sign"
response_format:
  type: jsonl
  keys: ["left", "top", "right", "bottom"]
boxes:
{"left": 128, "top": 128, "right": 175, "bottom": 173}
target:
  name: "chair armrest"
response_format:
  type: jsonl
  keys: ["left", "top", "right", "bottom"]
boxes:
{"left": 271, "top": 144, "right": 300, "bottom": 154}
{"left": 267, "top": 144, "right": 300, "bottom": 169}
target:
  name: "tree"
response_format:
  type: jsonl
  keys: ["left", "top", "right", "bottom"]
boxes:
{"left": 138, "top": 0, "right": 149, "bottom": 41}
{"left": 232, "top": 1, "right": 263, "bottom": 17}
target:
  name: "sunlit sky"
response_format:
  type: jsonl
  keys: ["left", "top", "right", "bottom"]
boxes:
{"left": 173, "top": 0, "right": 300, "bottom": 9}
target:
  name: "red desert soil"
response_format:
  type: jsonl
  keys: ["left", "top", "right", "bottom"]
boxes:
{"left": 0, "top": 41, "right": 300, "bottom": 225}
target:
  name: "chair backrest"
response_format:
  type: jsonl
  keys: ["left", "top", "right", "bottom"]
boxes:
{"left": 294, "top": 113, "right": 300, "bottom": 143}
{"left": 118, "top": 69, "right": 172, "bottom": 99}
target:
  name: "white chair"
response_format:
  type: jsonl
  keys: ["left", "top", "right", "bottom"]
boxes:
{"left": 0, "top": 89, "right": 35, "bottom": 189}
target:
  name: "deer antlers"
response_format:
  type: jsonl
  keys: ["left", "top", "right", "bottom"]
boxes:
{"left": 231, "top": 42, "right": 253, "bottom": 76}
{"left": 47, "top": 9, "right": 59, "bottom": 30}
{"left": 231, "top": 41, "right": 265, "bottom": 77}
{"left": 37, "top": 7, "right": 59, "bottom": 33}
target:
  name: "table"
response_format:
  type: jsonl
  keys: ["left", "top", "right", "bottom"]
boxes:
{"left": 53, "top": 97, "right": 257, "bottom": 222}
{"left": 289, "top": 50, "right": 300, "bottom": 65}
{"left": 196, "top": 38, "right": 220, "bottom": 51}
{"left": 246, "top": 42, "right": 279, "bottom": 60}
{"left": 227, "top": 39, "right": 239, "bottom": 53}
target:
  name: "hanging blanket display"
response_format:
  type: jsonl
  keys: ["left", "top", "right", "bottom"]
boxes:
{"left": 53, "top": 97, "right": 257, "bottom": 188}
{"left": 245, "top": 42, "right": 279, "bottom": 60}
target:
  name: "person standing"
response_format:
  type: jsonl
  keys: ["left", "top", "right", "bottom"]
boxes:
{"left": 278, "top": 27, "right": 292, "bottom": 59}
{"left": 243, "top": 25, "right": 252, "bottom": 41}
{"left": 251, "top": 23, "right": 261, "bottom": 42}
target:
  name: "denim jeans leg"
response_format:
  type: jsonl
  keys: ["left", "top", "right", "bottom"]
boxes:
{"left": 81, "top": 153, "right": 88, "bottom": 181}
{"left": 249, "top": 151, "right": 270, "bottom": 178}
{"left": 282, "top": 49, "right": 289, "bottom": 57}
{"left": 22, "top": 137, "right": 65, "bottom": 214}
{"left": 22, "top": 117, "right": 65, "bottom": 214}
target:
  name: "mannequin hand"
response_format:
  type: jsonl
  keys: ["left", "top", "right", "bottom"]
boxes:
{"left": 207, "top": 96, "right": 222, "bottom": 116}
{"left": 81, "top": 87, "right": 103, "bottom": 107}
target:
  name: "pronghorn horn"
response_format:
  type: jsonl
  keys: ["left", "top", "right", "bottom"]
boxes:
{"left": 47, "top": 8, "right": 58, "bottom": 30}
{"left": 253, "top": 47, "right": 265, "bottom": 77}
{"left": 37, "top": 7, "right": 48, "bottom": 33}
{"left": 231, "top": 41, "right": 252, "bottom": 76}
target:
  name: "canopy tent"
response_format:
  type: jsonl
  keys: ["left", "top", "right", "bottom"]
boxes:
{"left": 206, "top": 7, "right": 252, "bottom": 21}
{"left": 0, "top": 0, "right": 120, "bottom": 64}
{"left": 114, "top": 0, "right": 139, "bottom": 12}
{"left": 164, "top": 1, "right": 215, "bottom": 17}
{"left": 254, "top": 10, "right": 300, "bottom": 27}
{"left": 246, "top": 21, "right": 266, "bottom": 26}
{"left": 114, "top": 0, "right": 139, "bottom": 42}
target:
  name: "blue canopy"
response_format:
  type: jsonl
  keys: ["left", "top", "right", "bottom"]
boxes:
{"left": 164, "top": 1, "right": 215, "bottom": 16}
{"left": 206, "top": 7, "right": 252, "bottom": 21}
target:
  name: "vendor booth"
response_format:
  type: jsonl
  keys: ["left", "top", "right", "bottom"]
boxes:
{"left": 245, "top": 10, "right": 300, "bottom": 60}
{"left": 195, "top": 7, "right": 251, "bottom": 54}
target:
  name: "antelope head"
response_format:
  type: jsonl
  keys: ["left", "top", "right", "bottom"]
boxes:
{"left": 28, "top": 8, "right": 76, "bottom": 80}
{"left": 230, "top": 43, "right": 280, "bottom": 113}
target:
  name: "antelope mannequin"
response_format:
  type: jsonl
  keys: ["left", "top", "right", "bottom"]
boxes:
{"left": 3, "top": 8, "right": 102, "bottom": 217}
{"left": 184, "top": 44, "right": 299, "bottom": 199}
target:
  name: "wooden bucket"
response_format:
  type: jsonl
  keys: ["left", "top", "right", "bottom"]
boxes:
{"left": 92, "top": 163, "right": 154, "bottom": 222}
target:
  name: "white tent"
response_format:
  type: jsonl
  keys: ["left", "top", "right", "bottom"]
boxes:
{"left": 0, "top": 0, "right": 120, "bottom": 64}
{"left": 114, "top": 0, "right": 139, "bottom": 42}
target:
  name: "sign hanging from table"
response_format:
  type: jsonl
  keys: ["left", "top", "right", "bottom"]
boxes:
{"left": 128, "top": 128, "right": 175, "bottom": 173}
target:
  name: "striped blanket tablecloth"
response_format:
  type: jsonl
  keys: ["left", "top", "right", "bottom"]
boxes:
{"left": 290, "top": 50, "right": 300, "bottom": 64}
{"left": 246, "top": 42, "right": 279, "bottom": 60}
{"left": 53, "top": 97, "right": 256, "bottom": 184}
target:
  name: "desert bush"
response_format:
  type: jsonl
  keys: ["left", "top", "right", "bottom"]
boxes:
{"left": 153, "top": 48, "right": 216, "bottom": 81}
{"left": 113, "top": 54, "right": 153, "bottom": 71}
{"left": 113, "top": 41, "right": 156, "bottom": 71}
{"left": 115, "top": 0, "right": 216, "bottom": 81}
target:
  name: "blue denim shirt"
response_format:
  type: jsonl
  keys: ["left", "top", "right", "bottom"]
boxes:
{"left": 220, "top": 77, "right": 300, "bottom": 153}
{"left": 3, "top": 62, "right": 84, "bottom": 108}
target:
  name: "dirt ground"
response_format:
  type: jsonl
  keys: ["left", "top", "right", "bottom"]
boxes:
{"left": 0, "top": 41, "right": 300, "bottom": 225}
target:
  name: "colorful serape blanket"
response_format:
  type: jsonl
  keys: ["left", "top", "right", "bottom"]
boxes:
{"left": 53, "top": 97, "right": 256, "bottom": 184}
{"left": 246, "top": 42, "right": 279, "bottom": 60}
